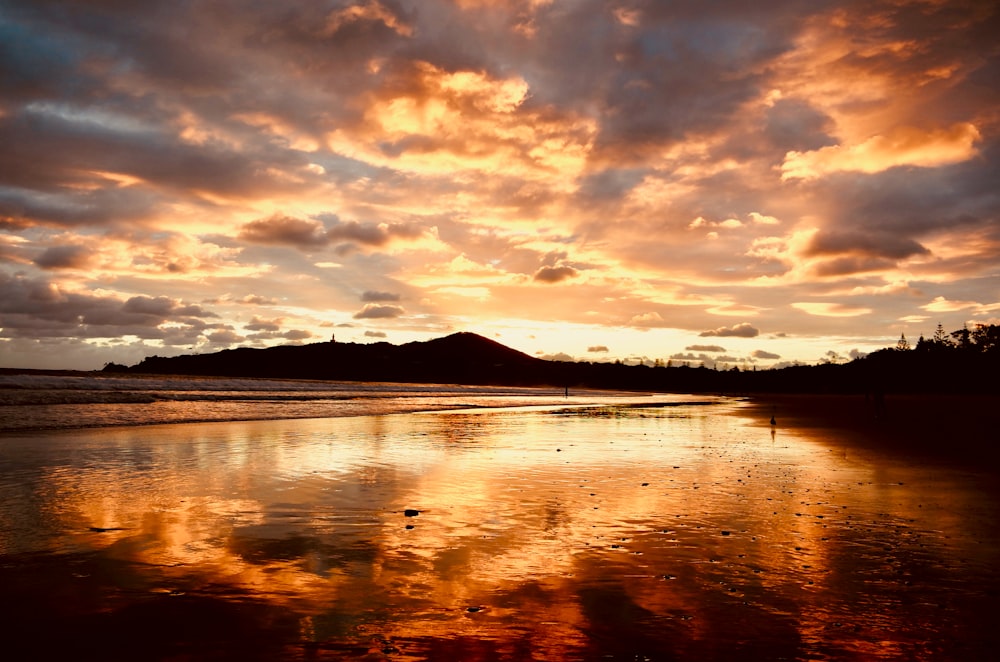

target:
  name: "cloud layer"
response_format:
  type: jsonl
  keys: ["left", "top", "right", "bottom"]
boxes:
{"left": 1, "top": 0, "right": 998, "bottom": 368}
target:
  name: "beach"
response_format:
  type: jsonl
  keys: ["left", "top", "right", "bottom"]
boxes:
{"left": 746, "top": 393, "right": 1000, "bottom": 470}
{"left": 1, "top": 390, "right": 998, "bottom": 660}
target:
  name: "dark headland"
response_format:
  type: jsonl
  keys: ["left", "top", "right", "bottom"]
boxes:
{"left": 95, "top": 327, "right": 1000, "bottom": 468}
{"left": 102, "top": 327, "right": 999, "bottom": 395}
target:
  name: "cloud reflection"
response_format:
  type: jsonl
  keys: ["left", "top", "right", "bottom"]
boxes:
{"left": 2, "top": 404, "right": 998, "bottom": 657}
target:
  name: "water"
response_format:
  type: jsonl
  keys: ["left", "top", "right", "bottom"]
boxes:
{"left": 0, "top": 373, "right": 652, "bottom": 431}
{"left": 1, "top": 384, "right": 997, "bottom": 660}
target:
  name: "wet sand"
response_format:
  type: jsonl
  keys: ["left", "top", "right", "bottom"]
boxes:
{"left": 746, "top": 393, "right": 1000, "bottom": 471}
{"left": 2, "top": 399, "right": 999, "bottom": 660}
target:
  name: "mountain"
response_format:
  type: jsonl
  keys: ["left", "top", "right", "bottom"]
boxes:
{"left": 122, "top": 332, "right": 557, "bottom": 386}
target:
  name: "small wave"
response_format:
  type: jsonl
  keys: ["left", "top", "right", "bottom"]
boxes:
{"left": 0, "top": 390, "right": 159, "bottom": 406}
{"left": 0, "top": 372, "right": 685, "bottom": 432}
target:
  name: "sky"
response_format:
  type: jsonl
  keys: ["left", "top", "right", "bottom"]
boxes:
{"left": 1, "top": 0, "right": 998, "bottom": 371}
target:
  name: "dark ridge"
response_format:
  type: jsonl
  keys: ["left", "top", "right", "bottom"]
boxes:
{"left": 114, "top": 326, "right": 1000, "bottom": 395}
{"left": 124, "top": 332, "right": 551, "bottom": 387}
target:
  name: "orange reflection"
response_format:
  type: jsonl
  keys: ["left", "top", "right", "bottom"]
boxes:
{"left": 2, "top": 403, "right": 998, "bottom": 659}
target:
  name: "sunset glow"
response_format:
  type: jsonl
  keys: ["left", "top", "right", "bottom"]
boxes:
{"left": 1, "top": 0, "right": 997, "bottom": 369}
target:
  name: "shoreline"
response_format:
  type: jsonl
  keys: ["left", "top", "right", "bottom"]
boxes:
{"left": 743, "top": 392, "right": 1000, "bottom": 472}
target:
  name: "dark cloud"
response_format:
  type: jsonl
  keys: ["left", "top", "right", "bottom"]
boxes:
{"left": 353, "top": 304, "right": 404, "bottom": 319}
{"left": 325, "top": 218, "right": 424, "bottom": 247}
{"left": 238, "top": 213, "right": 426, "bottom": 252}
{"left": 33, "top": 245, "right": 91, "bottom": 269}
{"left": 587, "top": 345, "right": 609, "bottom": 353}
{"left": 811, "top": 256, "right": 898, "bottom": 277}
{"left": 122, "top": 296, "right": 216, "bottom": 320}
{"left": 206, "top": 329, "right": 244, "bottom": 345}
{"left": 762, "top": 98, "right": 837, "bottom": 154}
{"left": 805, "top": 231, "right": 929, "bottom": 260}
{"left": 0, "top": 271, "right": 218, "bottom": 340}
{"left": 282, "top": 329, "right": 312, "bottom": 341}
{"left": 686, "top": 344, "right": 726, "bottom": 352}
{"left": 244, "top": 327, "right": 310, "bottom": 342}
{"left": 700, "top": 323, "right": 759, "bottom": 338}
{"left": 0, "top": 175, "right": 163, "bottom": 228}
{"left": 0, "top": 108, "right": 308, "bottom": 227}
{"left": 361, "top": 290, "right": 401, "bottom": 302}
{"left": 810, "top": 147, "right": 1000, "bottom": 263}
{"left": 239, "top": 215, "right": 329, "bottom": 248}
{"left": 580, "top": 1, "right": 811, "bottom": 163}
{"left": 244, "top": 316, "right": 282, "bottom": 332}
{"left": 365, "top": 330, "right": 387, "bottom": 338}
{"left": 751, "top": 349, "right": 781, "bottom": 360}
{"left": 533, "top": 265, "right": 578, "bottom": 283}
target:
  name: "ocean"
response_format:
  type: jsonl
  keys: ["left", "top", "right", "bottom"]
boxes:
{"left": 1, "top": 375, "right": 998, "bottom": 660}
{"left": 0, "top": 372, "right": 675, "bottom": 432}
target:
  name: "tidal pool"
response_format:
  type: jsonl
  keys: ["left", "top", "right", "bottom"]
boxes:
{"left": 1, "top": 400, "right": 997, "bottom": 660}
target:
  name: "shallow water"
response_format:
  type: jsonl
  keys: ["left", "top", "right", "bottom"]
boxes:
{"left": 0, "top": 373, "right": 654, "bottom": 430}
{"left": 1, "top": 400, "right": 997, "bottom": 660}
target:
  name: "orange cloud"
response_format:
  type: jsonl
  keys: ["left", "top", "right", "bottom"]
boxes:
{"left": 782, "top": 123, "right": 980, "bottom": 180}
{"left": 327, "top": 61, "right": 594, "bottom": 181}
{"left": 922, "top": 296, "right": 1000, "bottom": 314}
{"left": 323, "top": 1, "right": 413, "bottom": 37}
{"left": 791, "top": 302, "right": 872, "bottom": 317}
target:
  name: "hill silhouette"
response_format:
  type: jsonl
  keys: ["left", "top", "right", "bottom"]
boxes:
{"left": 110, "top": 326, "right": 1000, "bottom": 395}
{"left": 121, "top": 332, "right": 551, "bottom": 386}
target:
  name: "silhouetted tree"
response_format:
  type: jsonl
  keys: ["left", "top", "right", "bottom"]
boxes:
{"left": 950, "top": 324, "right": 971, "bottom": 350}
{"left": 932, "top": 323, "right": 950, "bottom": 347}
{"left": 971, "top": 323, "right": 1000, "bottom": 352}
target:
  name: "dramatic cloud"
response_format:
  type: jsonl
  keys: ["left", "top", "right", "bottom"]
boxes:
{"left": 700, "top": 323, "right": 759, "bottom": 338}
{"left": 0, "top": 0, "right": 997, "bottom": 369}
{"left": 751, "top": 349, "right": 781, "bottom": 360}
{"left": 0, "top": 273, "right": 221, "bottom": 345}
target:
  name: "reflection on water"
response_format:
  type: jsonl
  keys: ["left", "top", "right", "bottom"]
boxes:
{"left": 1, "top": 402, "right": 998, "bottom": 660}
